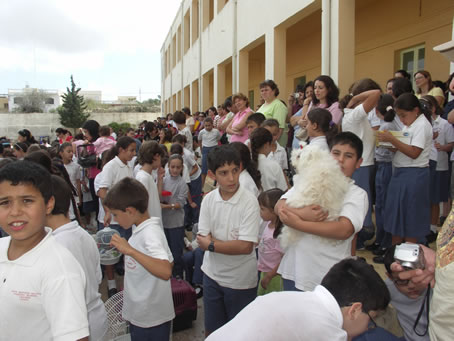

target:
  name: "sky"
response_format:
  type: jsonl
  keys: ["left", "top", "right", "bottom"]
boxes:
{"left": 0, "top": 0, "right": 181, "bottom": 101}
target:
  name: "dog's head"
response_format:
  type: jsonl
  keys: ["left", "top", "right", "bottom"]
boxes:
{"left": 292, "top": 144, "right": 332, "bottom": 174}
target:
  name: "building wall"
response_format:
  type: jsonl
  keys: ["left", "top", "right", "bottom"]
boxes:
{"left": 162, "top": 0, "right": 454, "bottom": 111}
{"left": 0, "top": 112, "right": 161, "bottom": 141}
{"left": 355, "top": 0, "right": 454, "bottom": 91}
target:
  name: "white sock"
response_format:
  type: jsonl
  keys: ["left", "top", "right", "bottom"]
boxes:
{"left": 107, "top": 279, "right": 116, "bottom": 290}
{"left": 430, "top": 224, "right": 438, "bottom": 233}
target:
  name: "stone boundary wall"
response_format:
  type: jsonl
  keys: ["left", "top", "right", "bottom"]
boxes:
{"left": 0, "top": 112, "right": 161, "bottom": 141}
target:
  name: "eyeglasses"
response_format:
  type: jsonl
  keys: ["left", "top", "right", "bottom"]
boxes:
{"left": 367, "top": 312, "right": 377, "bottom": 330}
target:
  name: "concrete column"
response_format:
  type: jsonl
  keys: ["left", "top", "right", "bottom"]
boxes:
{"left": 202, "top": 73, "right": 210, "bottom": 111}
{"left": 265, "top": 27, "right": 287, "bottom": 98}
{"left": 215, "top": 64, "right": 226, "bottom": 105}
{"left": 237, "top": 49, "right": 249, "bottom": 95}
{"left": 321, "top": 0, "right": 331, "bottom": 75}
{"left": 330, "top": 0, "right": 355, "bottom": 95}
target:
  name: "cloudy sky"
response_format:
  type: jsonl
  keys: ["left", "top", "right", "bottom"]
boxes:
{"left": 0, "top": 0, "right": 181, "bottom": 101}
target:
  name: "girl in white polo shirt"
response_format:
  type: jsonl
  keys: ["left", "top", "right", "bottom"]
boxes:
{"left": 378, "top": 93, "right": 433, "bottom": 244}
{"left": 306, "top": 108, "right": 339, "bottom": 152}
{"left": 250, "top": 127, "right": 288, "bottom": 192}
{"left": 341, "top": 80, "right": 381, "bottom": 250}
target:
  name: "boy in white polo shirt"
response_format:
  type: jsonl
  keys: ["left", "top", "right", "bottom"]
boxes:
{"left": 197, "top": 145, "right": 261, "bottom": 337}
{"left": 276, "top": 132, "right": 368, "bottom": 292}
{"left": 0, "top": 161, "right": 89, "bottom": 341}
{"left": 105, "top": 177, "right": 175, "bottom": 341}
{"left": 47, "top": 175, "right": 108, "bottom": 341}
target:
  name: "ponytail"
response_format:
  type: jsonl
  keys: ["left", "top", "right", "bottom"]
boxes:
{"left": 376, "top": 94, "right": 395, "bottom": 123}
{"left": 250, "top": 127, "right": 273, "bottom": 165}
{"left": 230, "top": 142, "right": 262, "bottom": 191}
{"left": 307, "top": 108, "right": 338, "bottom": 146}
{"left": 257, "top": 188, "right": 285, "bottom": 238}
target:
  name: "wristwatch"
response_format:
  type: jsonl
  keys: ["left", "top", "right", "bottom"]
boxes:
{"left": 208, "top": 241, "right": 215, "bottom": 252}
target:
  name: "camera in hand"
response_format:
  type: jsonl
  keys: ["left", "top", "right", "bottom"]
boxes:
{"left": 394, "top": 243, "right": 425, "bottom": 270}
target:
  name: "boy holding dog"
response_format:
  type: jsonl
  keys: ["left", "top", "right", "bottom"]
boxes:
{"left": 276, "top": 132, "right": 369, "bottom": 291}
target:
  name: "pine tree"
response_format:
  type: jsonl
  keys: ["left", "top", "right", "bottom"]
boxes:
{"left": 58, "top": 75, "right": 90, "bottom": 132}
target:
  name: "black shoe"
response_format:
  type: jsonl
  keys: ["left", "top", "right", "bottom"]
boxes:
{"left": 439, "top": 216, "right": 447, "bottom": 227}
{"left": 366, "top": 243, "right": 380, "bottom": 251}
{"left": 372, "top": 247, "right": 387, "bottom": 256}
{"left": 426, "top": 231, "right": 438, "bottom": 244}
{"left": 108, "top": 288, "right": 118, "bottom": 298}
{"left": 373, "top": 255, "right": 385, "bottom": 264}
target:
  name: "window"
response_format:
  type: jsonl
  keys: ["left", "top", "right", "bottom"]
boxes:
{"left": 13, "top": 97, "right": 23, "bottom": 104}
{"left": 248, "top": 90, "right": 254, "bottom": 110}
{"left": 45, "top": 98, "right": 54, "bottom": 104}
{"left": 293, "top": 76, "right": 307, "bottom": 92}
{"left": 399, "top": 45, "right": 425, "bottom": 88}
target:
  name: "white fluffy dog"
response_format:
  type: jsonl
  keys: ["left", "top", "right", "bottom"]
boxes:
{"left": 278, "top": 143, "right": 351, "bottom": 250}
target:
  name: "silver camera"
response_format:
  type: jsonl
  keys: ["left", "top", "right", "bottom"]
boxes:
{"left": 394, "top": 243, "right": 425, "bottom": 270}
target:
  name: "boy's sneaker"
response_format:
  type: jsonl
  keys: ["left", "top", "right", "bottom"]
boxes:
{"left": 194, "top": 285, "right": 203, "bottom": 299}
{"left": 373, "top": 255, "right": 385, "bottom": 264}
{"left": 366, "top": 243, "right": 380, "bottom": 251}
{"left": 108, "top": 288, "right": 118, "bottom": 298}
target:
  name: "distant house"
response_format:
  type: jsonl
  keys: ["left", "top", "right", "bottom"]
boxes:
{"left": 80, "top": 90, "right": 102, "bottom": 102}
{"left": 8, "top": 87, "right": 60, "bottom": 113}
{"left": 0, "top": 95, "right": 8, "bottom": 112}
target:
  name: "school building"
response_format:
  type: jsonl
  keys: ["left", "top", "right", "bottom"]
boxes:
{"left": 161, "top": 0, "right": 454, "bottom": 114}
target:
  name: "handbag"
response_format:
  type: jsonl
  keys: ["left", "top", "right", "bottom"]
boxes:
{"left": 77, "top": 144, "right": 98, "bottom": 168}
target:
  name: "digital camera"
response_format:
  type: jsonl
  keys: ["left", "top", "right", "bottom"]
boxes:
{"left": 394, "top": 243, "right": 425, "bottom": 270}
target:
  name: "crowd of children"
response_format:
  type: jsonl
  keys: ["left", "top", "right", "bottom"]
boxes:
{"left": 1, "top": 69, "right": 454, "bottom": 341}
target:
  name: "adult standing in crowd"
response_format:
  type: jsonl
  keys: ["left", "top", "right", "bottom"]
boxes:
{"left": 289, "top": 82, "right": 314, "bottom": 150}
{"left": 56, "top": 127, "right": 73, "bottom": 144}
{"left": 226, "top": 93, "right": 253, "bottom": 144}
{"left": 287, "top": 83, "right": 312, "bottom": 150}
{"left": 82, "top": 119, "right": 101, "bottom": 217}
{"left": 258, "top": 80, "right": 288, "bottom": 147}
{"left": 17, "top": 128, "right": 38, "bottom": 146}
{"left": 414, "top": 70, "right": 445, "bottom": 107}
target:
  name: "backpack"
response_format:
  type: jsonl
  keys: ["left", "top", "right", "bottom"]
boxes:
{"left": 77, "top": 144, "right": 97, "bottom": 168}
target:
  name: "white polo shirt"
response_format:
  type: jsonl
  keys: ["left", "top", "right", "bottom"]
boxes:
{"left": 309, "top": 136, "right": 329, "bottom": 152}
{"left": 258, "top": 154, "right": 287, "bottom": 192}
{"left": 239, "top": 169, "right": 260, "bottom": 197}
{"left": 98, "top": 156, "right": 133, "bottom": 225}
{"left": 267, "top": 142, "right": 288, "bottom": 170}
{"left": 183, "top": 148, "right": 201, "bottom": 181}
{"left": 199, "top": 186, "right": 260, "bottom": 289}
{"left": 122, "top": 217, "right": 175, "bottom": 328}
{"left": 278, "top": 182, "right": 368, "bottom": 291}
{"left": 206, "top": 286, "right": 347, "bottom": 341}
{"left": 0, "top": 228, "right": 89, "bottom": 341}
{"left": 393, "top": 114, "right": 432, "bottom": 168}
{"left": 433, "top": 116, "right": 454, "bottom": 171}
{"left": 52, "top": 221, "right": 108, "bottom": 341}
{"left": 342, "top": 104, "right": 376, "bottom": 166}
{"left": 199, "top": 128, "right": 221, "bottom": 147}
{"left": 135, "top": 169, "right": 163, "bottom": 220}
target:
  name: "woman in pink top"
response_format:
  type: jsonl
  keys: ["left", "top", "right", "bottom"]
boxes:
{"left": 299, "top": 75, "right": 342, "bottom": 125}
{"left": 226, "top": 92, "right": 253, "bottom": 143}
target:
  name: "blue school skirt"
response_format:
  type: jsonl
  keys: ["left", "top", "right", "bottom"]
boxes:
{"left": 384, "top": 167, "right": 430, "bottom": 239}
{"left": 202, "top": 146, "right": 215, "bottom": 174}
{"left": 429, "top": 160, "right": 437, "bottom": 204}
{"left": 352, "top": 165, "right": 374, "bottom": 227}
{"left": 432, "top": 170, "right": 450, "bottom": 204}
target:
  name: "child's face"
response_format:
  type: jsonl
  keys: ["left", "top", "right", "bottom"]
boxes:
{"left": 396, "top": 107, "right": 418, "bottom": 127}
{"left": 152, "top": 154, "right": 162, "bottom": 169}
{"left": 259, "top": 205, "right": 275, "bottom": 222}
{"left": 169, "top": 159, "right": 183, "bottom": 177}
{"left": 306, "top": 119, "right": 318, "bottom": 137}
{"left": 213, "top": 162, "right": 240, "bottom": 195}
{"left": 0, "top": 182, "right": 54, "bottom": 243}
{"left": 204, "top": 121, "right": 213, "bottom": 131}
{"left": 387, "top": 272, "right": 427, "bottom": 299}
{"left": 264, "top": 126, "right": 279, "bottom": 143}
{"left": 247, "top": 122, "right": 259, "bottom": 137}
{"left": 60, "top": 146, "right": 73, "bottom": 162}
{"left": 110, "top": 208, "right": 134, "bottom": 229}
{"left": 119, "top": 143, "right": 136, "bottom": 162}
{"left": 330, "top": 143, "right": 362, "bottom": 178}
